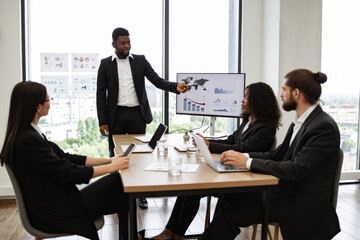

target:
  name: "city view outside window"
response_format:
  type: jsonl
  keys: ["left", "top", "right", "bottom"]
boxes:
{"left": 169, "top": 0, "right": 240, "bottom": 135}
{"left": 26, "top": 0, "right": 162, "bottom": 157}
{"left": 322, "top": 0, "right": 360, "bottom": 175}
{"left": 25, "top": 0, "right": 239, "bottom": 157}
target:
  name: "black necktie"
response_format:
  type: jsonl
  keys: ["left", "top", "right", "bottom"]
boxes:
{"left": 276, "top": 123, "right": 295, "bottom": 161}
{"left": 42, "top": 133, "right": 47, "bottom": 141}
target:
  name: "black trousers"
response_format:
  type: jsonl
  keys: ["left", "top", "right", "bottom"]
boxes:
{"left": 166, "top": 195, "right": 205, "bottom": 236}
{"left": 165, "top": 192, "right": 259, "bottom": 237}
{"left": 81, "top": 172, "right": 129, "bottom": 239}
{"left": 108, "top": 106, "right": 146, "bottom": 157}
{"left": 199, "top": 192, "right": 279, "bottom": 240}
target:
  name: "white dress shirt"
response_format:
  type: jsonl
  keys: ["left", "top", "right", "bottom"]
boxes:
{"left": 112, "top": 52, "right": 140, "bottom": 107}
{"left": 241, "top": 116, "right": 252, "bottom": 134}
{"left": 30, "top": 123, "right": 44, "bottom": 138}
{"left": 289, "top": 103, "right": 318, "bottom": 145}
{"left": 245, "top": 103, "right": 319, "bottom": 169}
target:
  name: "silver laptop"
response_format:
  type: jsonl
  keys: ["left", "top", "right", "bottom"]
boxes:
{"left": 191, "top": 132, "right": 248, "bottom": 173}
{"left": 120, "top": 123, "right": 168, "bottom": 153}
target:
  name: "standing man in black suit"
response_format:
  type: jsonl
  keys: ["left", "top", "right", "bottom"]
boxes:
{"left": 199, "top": 69, "right": 341, "bottom": 240}
{"left": 96, "top": 27, "right": 189, "bottom": 209}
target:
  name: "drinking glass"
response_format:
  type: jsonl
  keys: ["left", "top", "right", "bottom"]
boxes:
{"left": 186, "top": 143, "right": 198, "bottom": 157}
{"left": 168, "top": 157, "right": 182, "bottom": 176}
{"left": 157, "top": 140, "right": 168, "bottom": 156}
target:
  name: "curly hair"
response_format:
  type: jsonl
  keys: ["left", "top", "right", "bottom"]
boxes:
{"left": 242, "top": 82, "right": 281, "bottom": 129}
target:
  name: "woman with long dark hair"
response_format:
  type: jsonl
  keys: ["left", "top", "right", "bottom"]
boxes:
{"left": 0, "top": 81, "right": 129, "bottom": 240}
{"left": 147, "top": 82, "right": 281, "bottom": 240}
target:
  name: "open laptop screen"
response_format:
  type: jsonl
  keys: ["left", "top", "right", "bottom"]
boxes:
{"left": 148, "top": 123, "right": 168, "bottom": 149}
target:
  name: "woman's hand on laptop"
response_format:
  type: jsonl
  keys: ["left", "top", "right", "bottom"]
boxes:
{"left": 220, "top": 150, "right": 248, "bottom": 169}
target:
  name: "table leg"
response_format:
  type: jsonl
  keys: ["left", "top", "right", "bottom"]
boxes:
{"left": 128, "top": 195, "right": 137, "bottom": 240}
{"left": 261, "top": 187, "right": 270, "bottom": 240}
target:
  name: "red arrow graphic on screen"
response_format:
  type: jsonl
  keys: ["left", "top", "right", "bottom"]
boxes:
{"left": 184, "top": 96, "right": 205, "bottom": 105}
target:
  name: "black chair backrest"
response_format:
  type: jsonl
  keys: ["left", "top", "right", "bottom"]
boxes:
{"left": 332, "top": 148, "right": 344, "bottom": 209}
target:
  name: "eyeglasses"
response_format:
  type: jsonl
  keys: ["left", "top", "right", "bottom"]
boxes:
{"left": 44, "top": 97, "right": 54, "bottom": 103}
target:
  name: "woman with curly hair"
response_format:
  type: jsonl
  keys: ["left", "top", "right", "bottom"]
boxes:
{"left": 145, "top": 82, "right": 281, "bottom": 240}
{"left": 200, "top": 81, "right": 282, "bottom": 153}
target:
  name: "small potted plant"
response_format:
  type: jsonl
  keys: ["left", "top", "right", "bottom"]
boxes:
{"left": 183, "top": 130, "right": 190, "bottom": 141}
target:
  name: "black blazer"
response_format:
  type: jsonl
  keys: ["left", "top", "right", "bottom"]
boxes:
{"left": 13, "top": 126, "right": 99, "bottom": 239}
{"left": 249, "top": 106, "right": 340, "bottom": 240}
{"left": 96, "top": 54, "right": 179, "bottom": 129}
{"left": 208, "top": 119, "right": 276, "bottom": 153}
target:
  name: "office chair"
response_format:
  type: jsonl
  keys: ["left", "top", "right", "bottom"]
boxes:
{"left": 5, "top": 164, "right": 105, "bottom": 240}
{"left": 204, "top": 196, "right": 212, "bottom": 230}
{"left": 204, "top": 138, "right": 278, "bottom": 231}
{"left": 251, "top": 148, "right": 344, "bottom": 240}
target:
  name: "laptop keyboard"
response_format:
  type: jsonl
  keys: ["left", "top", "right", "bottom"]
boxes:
{"left": 215, "top": 160, "right": 238, "bottom": 170}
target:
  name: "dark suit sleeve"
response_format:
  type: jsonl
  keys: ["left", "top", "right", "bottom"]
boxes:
{"left": 248, "top": 147, "right": 278, "bottom": 160}
{"left": 143, "top": 57, "right": 179, "bottom": 94}
{"left": 250, "top": 119, "right": 339, "bottom": 181}
{"left": 96, "top": 59, "right": 108, "bottom": 126}
{"left": 19, "top": 132, "right": 93, "bottom": 185}
{"left": 208, "top": 129, "right": 238, "bottom": 145}
{"left": 47, "top": 140, "right": 87, "bottom": 165}
{"left": 208, "top": 123, "right": 276, "bottom": 153}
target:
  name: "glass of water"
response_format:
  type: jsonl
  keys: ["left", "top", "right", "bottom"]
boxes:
{"left": 186, "top": 143, "right": 198, "bottom": 157}
{"left": 157, "top": 139, "right": 168, "bottom": 156}
{"left": 168, "top": 157, "right": 182, "bottom": 176}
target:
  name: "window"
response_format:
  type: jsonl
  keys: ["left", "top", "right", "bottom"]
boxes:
{"left": 169, "top": 0, "right": 240, "bottom": 135}
{"left": 24, "top": 0, "right": 241, "bottom": 156}
{"left": 322, "top": 0, "right": 360, "bottom": 178}
{"left": 25, "top": 0, "right": 162, "bottom": 157}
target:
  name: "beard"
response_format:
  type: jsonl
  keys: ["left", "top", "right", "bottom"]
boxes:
{"left": 282, "top": 96, "right": 297, "bottom": 111}
{"left": 118, "top": 51, "right": 129, "bottom": 58}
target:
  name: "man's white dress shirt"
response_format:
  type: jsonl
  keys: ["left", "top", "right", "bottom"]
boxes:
{"left": 112, "top": 53, "right": 139, "bottom": 107}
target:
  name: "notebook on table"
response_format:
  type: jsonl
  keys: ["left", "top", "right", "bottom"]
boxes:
{"left": 120, "top": 123, "right": 168, "bottom": 153}
{"left": 191, "top": 132, "right": 248, "bottom": 173}
{"left": 174, "top": 144, "right": 187, "bottom": 152}
{"left": 134, "top": 135, "right": 152, "bottom": 143}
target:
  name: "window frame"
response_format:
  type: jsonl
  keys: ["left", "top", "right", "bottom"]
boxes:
{"left": 21, "top": 0, "right": 243, "bottom": 136}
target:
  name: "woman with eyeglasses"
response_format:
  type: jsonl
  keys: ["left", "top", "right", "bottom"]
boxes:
{"left": 0, "top": 81, "right": 129, "bottom": 240}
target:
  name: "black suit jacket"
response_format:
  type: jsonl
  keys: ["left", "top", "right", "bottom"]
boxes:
{"left": 96, "top": 54, "right": 179, "bottom": 129}
{"left": 13, "top": 126, "right": 99, "bottom": 239}
{"left": 249, "top": 106, "right": 340, "bottom": 240}
{"left": 208, "top": 119, "right": 276, "bottom": 153}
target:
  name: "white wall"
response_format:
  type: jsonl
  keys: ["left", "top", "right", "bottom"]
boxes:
{"left": 0, "top": 0, "right": 22, "bottom": 197}
{"left": 277, "top": 0, "right": 322, "bottom": 142}
{"left": 242, "top": 0, "right": 322, "bottom": 144}
{"left": 0, "top": 0, "right": 323, "bottom": 197}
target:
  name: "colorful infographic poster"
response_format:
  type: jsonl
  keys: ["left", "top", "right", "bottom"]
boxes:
{"left": 71, "top": 53, "right": 99, "bottom": 72}
{"left": 41, "top": 75, "right": 69, "bottom": 95}
{"left": 72, "top": 75, "right": 97, "bottom": 94}
{"left": 41, "top": 53, "right": 68, "bottom": 72}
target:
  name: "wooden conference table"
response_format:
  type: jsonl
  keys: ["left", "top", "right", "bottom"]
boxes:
{"left": 113, "top": 134, "right": 279, "bottom": 240}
